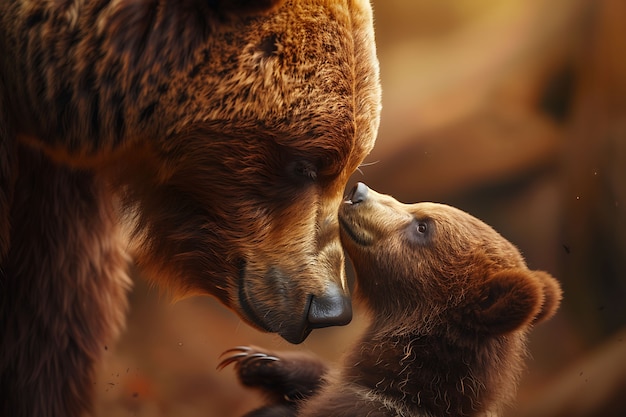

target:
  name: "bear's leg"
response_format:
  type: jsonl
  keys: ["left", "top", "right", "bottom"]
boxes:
{"left": 0, "top": 145, "right": 131, "bottom": 417}
{"left": 218, "top": 346, "right": 329, "bottom": 413}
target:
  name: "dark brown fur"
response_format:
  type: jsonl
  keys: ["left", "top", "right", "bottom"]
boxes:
{"left": 0, "top": 1, "right": 381, "bottom": 416}
{"left": 222, "top": 183, "right": 562, "bottom": 417}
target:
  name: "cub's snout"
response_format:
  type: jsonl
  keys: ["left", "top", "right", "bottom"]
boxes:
{"left": 339, "top": 182, "right": 412, "bottom": 249}
{"left": 346, "top": 181, "right": 369, "bottom": 204}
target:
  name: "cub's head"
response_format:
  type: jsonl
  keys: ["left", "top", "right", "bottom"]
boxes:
{"left": 339, "top": 183, "right": 561, "bottom": 337}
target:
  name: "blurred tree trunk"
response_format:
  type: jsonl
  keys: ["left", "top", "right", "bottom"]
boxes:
{"left": 561, "top": 0, "right": 626, "bottom": 343}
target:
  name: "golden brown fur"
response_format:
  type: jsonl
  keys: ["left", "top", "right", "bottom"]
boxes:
{"left": 0, "top": 1, "right": 381, "bottom": 416}
{"left": 222, "top": 183, "right": 562, "bottom": 416}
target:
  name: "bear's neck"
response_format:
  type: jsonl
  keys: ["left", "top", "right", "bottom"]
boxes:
{"left": 342, "top": 327, "right": 524, "bottom": 416}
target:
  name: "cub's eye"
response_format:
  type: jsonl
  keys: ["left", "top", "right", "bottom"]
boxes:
{"left": 408, "top": 218, "right": 432, "bottom": 245}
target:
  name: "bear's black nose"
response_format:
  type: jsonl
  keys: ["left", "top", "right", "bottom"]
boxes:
{"left": 307, "top": 281, "right": 352, "bottom": 329}
{"left": 347, "top": 182, "right": 369, "bottom": 204}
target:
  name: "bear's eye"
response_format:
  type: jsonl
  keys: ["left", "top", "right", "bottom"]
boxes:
{"left": 289, "top": 160, "right": 318, "bottom": 182}
{"left": 416, "top": 222, "right": 428, "bottom": 234}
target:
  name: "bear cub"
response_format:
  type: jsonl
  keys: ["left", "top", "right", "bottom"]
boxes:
{"left": 220, "top": 183, "right": 562, "bottom": 417}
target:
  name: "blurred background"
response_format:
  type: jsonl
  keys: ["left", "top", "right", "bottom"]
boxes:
{"left": 95, "top": 0, "right": 626, "bottom": 415}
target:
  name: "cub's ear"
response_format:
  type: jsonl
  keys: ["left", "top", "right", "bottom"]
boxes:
{"left": 208, "top": 0, "right": 286, "bottom": 16}
{"left": 530, "top": 270, "right": 562, "bottom": 325}
{"left": 463, "top": 269, "right": 545, "bottom": 335}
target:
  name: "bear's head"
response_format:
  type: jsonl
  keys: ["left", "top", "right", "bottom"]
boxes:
{"left": 339, "top": 183, "right": 562, "bottom": 338}
{"left": 97, "top": 1, "right": 382, "bottom": 344}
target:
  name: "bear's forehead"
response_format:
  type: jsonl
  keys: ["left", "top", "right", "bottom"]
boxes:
{"left": 163, "top": 0, "right": 380, "bottom": 171}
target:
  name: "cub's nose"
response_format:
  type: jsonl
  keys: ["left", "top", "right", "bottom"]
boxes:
{"left": 347, "top": 182, "right": 369, "bottom": 204}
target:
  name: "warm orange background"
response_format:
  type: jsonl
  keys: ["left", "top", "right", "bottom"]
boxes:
{"left": 95, "top": 1, "right": 626, "bottom": 416}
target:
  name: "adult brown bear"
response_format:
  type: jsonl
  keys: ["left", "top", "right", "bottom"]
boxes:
{"left": 0, "top": 1, "right": 381, "bottom": 416}
{"left": 221, "top": 183, "right": 562, "bottom": 417}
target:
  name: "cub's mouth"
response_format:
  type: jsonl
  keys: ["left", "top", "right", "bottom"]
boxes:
{"left": 338, "top": 215, "right": 372, "bottom": 246}
{"left": 339, "top": 182, "right": 374, "bottom": 246}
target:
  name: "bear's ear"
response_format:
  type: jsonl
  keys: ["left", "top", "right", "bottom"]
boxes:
{"left": 208, "top": 0, "right": 286, "bottom": 16}
{"left": 464, "top": 269, "right": 546, "bottom": 335}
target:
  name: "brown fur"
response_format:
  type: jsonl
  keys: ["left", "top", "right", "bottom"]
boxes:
{"left": 0, "top": 1, "right": 381, "bottom": 416}
{"left": 222, "top": 183, "right": 562, "bottom": 417}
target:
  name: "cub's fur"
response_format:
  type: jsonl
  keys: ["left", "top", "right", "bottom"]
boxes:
{"left": 222, "top": 183, "right": 562, "bottom": 417}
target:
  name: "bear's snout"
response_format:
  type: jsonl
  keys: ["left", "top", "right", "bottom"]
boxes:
{"left": 308, "top": 282, "right": 353, "bottom": 328}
